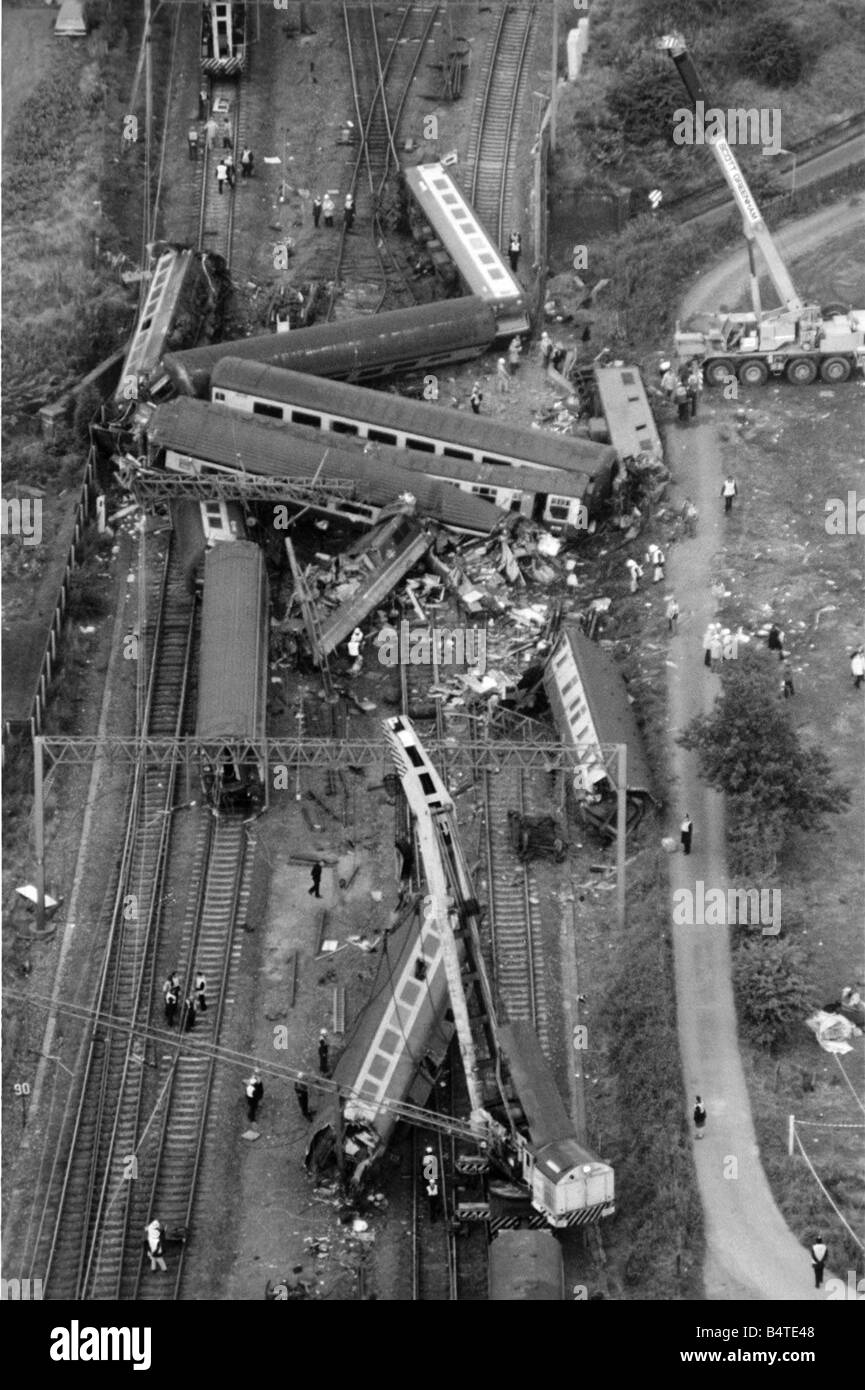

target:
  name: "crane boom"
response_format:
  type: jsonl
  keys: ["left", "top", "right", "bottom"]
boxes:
{"left": 658, "top": 34, "right": 806, "bottom": 316}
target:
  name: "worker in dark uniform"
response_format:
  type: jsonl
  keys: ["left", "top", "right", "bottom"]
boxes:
{"left": 245, "top": 1072, "right": 264, "bottom": 1122}
{"left": 194, "top": 971, "right": 207, "bottom": 1012}
{"left": 188, "top": 126, "right": 199, "bottom": 160}
{"left": 317, "top": 1030, "right": 329, "bottom": 1076}
{"left": 164, "top": 987, "right": 178, "bottom": 1029}
{"left": 309, "top": 861, "right": 323, "bottom": 898}
{"left": 423, "top": 1144, "right": 442, "bottom": 1222}
{"left": 343, "top": 192, "right": 355, "bottom": 231}
{"left": 294, "top": 1075, "right": 312, "bottom": 1119}
{"left": 312, "top": 194, "right": 322, "bottom": 227}
{"left": 507, "top": 229, "right": 521, "bottom": 272}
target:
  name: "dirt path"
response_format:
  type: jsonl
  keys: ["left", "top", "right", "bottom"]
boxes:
{"left": 664, "top": 202, "right": 862, "bottom": 1301}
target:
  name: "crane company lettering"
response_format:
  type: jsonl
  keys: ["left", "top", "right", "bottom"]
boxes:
{"left": 49, "top": 1322, "right": 152, "bottom": 1371}
{"left": 0, "top": 497, "right": 42, "bottom": 546}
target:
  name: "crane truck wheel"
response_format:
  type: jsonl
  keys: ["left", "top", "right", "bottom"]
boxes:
{"left": 704, "top": 359, "right": 735, "bottom": 388}
{"left": 819, "top": 356, "right": 852, "bottom": 383}
{"left": 821, "top": 302, "right": 850, "bottom": 318}
{"left": 785, "top": 357, "right": 818, "bottom": 385}
{"left": 737, "top": 359, "right": 769, "bottom": 387}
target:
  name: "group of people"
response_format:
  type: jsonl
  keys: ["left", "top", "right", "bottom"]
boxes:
{"left": 162, "top": 970, "right": 207, "bottom": 1031}
{"left": 242, "top": 1032, "right": 330, "bottom": 1127}
{"left": 312, "top": 192, "right": 353, "bottom": 230}
{"left": 659, "top": 358, "right": 703, "bottom": 422}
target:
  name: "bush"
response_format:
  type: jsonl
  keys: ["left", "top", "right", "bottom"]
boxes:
{"left": 607, "top": 53, "right": 685, "bottom": 146}
{"left": 736, "top": 15, "right": 807, "bottom": 86}
{"left": 734, "top": 938, "right": 813, "bottom": 1051}
{"left": 66, "top": 566, "right": 109, "bottom": 622}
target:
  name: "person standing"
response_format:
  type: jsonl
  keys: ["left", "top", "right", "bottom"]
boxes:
{"left": 666, "top": 595, "right": 679, "bottom": 633}
{"left": 810, "top": 1236, "right": 827, "bottom": 1288}
{"left": 224, "top": 151, "right": 235, "bottom": 188}
{"left": 221, "top": 115, "right": 233, "bottom": 149}
{"left": 721, "top": 476, "right": 738, "bottom": 513}
{"left": 550, "top": 342, "right": 567, "bottom": 373}
{"left": 245, "top": 1072, "right": 264, "bottom": 1122}
{"left": 312, "top": 194, "right": 322, "bottom": 228}
{"left": 318, "top": 1030, "right": 329, "bottom": 1076}
{"left": 507, "top": 229, "right": 521, "bottom": 272}
{"left": 693, "top": 1095, "right": 707, "bottom": 1139}
{"left": 188, "top": 126, "right": 199, "bottom": 160}
{"left": 294, "top": 1076, "right": 312, "bottom": 1120}
{"left": 181, "top": 996, "right": 196, "bottom": 1032}
{"left": 469, "top": 381, "right": 483, "bottom": 414}
{"left": 204, "top": 116, "right": 218, "bottom": 150}
{"left": 539, "top": 330, "right": 553, "bottom": 368}
{"left": 194, "top": 972, "right": 207, "bottom": 1012}
{"left": 686, "top": 360, "right": 702, "bottom": 417}
{"left": 322, "top": 193, "right": 335, "bottom": 227}
{"left": 343, "top": 192, "right": 355, "bottom": 231}
{"left": 680, "top": 814, "right": 693, "bottom": 855}
{"left": 625, "top": 557, "right": 643, "bottom": 593}
{"left": 347, "top": 626, "right": 363, "bottom": 674}
{"left": 309, "top": 861, "right": 323, "bottom": 899}
{"left": 198, "top": 86, "right": 209, "bottom": 121}
{"left": 508, "top": 336, "right": 522, "bottom": 375}
{"left": 240, "top": 146, "right": 253, "bottom": 179}
{"left": 767, "top": 622, "right": 784, "bottom": 655}
{"left": 164, "top": 987, "right": 178, "bottom": 1029}
{"left": 216, "top": 160, "right": 228, "bottom": 196}
{"left": 496, "top": 357, "right": 510, "bottom": 394}
{"left": 682, "top": 498, "right": 698, "bottom": 538}
{"left": 780, "top": 660, "right": 795, "bottom": 698}
{"left": 674, "top": 375, "right": 690, "bottom": 423}
{"left": 851, "top": 647, "right": 865, "bottom": 689}
{"left": 144, "top": 1219, "right": 168, "bottom": 1273}
{"left": 423, "top": 1145, "right": 442, "bottom": 1222}
{"left": 660, "top": 362, "right": 678, "bottom": 399}
{"left": 645, "top": 542, "right": 665, "bottom": 584}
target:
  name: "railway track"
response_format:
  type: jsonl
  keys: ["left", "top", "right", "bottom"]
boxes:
{"left": 40, "top": 540, "right": 198, "bottom": 1299}
{"left": 332, "top": 1, "right": 440, "bottom": 315}
{"left": 197, "top": 71, "right": 249, "bottom": 266}
{"left": 410, "top": 1088, "right": 459, "bottom": 1300}
{"left": 465, "top": 0, "right": 537, "bottom": 250}
{"left": 479, "top": 761, "right": 550, "bottom": 1051}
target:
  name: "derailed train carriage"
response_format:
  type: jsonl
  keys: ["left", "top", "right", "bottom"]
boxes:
{"left": 162, "top": 296, "right": 500, "bottom": 399}
{"left": 196, "top": 540, "right": 268, "bottom": 811}
{"left": 201, "top": 2, "right": 246, "bottom": 76}
{"left": 170, "top": 497, "right": 248, "bottom": 590}
{"left": 305, "top": 906, "right": 455, "bottom": 1189}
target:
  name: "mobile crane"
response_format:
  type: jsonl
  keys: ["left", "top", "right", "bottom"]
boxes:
{"left": 658, "top": 34, "right": 865, "bottom": 386}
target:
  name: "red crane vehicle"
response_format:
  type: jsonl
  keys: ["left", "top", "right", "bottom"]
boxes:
{"left": 658, "top": 34, "right": 865, "bottom": 387}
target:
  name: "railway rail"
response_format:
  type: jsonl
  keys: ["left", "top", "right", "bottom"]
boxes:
{"left": 197, "top": 71, "right": 248, "bottom": 266}
{"left": 479, "top": 761, "right": 550, "bottom": 1051}
{"left": 30, "top": 537, "right": 256, "bottom": 1301}
{"left": 333, "top": 1, "right": 441, "bottom": 315}
{"left": 410, "top": 1083, "right": 459, "bottom": 1300}
{"left": 465, "top": 1, "right": 537, "bottom": 250}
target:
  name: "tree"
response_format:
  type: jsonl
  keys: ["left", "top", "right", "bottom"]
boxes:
{"left": 678, "top": 649, "right": 850, "bottom": 839}
{"left": 737, "top": 15, "right": 806, "bottom": 87}
{"left": 733, "top": 938, "right": 813, "bottom": 1051}
{"left": 607, "top": 53, "right": 685, "bottom": 146}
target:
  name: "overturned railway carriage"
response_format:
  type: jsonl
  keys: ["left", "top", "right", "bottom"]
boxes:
{"left": 497, "top": 1023, "right": 615, "bottom": 1227}
{"left": 163, "top": 297, "right": 499, "bottom": 399}
{"left": 210, "top": 358, "right": 615, "bottom": 502}
{"left": 404, "top": 163, "right": 530, "bottom": 337}
{"left": 197, "top": 540, "right": 268, "bottom": 810}
{"left": 144, "top": 399, "right": 508, "bottom": 536}
{"left": 488, "top": 1230, "right": 564, "bottom": 1301}
{"left": 592, "top": 364, "right": 663, "bottom": 464}
{"left": 201, "top": 1, "right": 246, "bottom": 75}
{"left": 114, "top": 248, "right": 224, "bottom": 409}
{"left": 306, "top": 907, "right": 455, "bottom": 1189}
{"left": 544, "top": 625, "right": 655, "bottom": 840}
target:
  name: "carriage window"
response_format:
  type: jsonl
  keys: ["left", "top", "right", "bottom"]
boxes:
{"left": 407, "top": 437, "right": 435, "bottom": 453}
{"left": 482, "top": 455, "right": 507, "bottom": 467}
{"left": 473, "top": 486, "right": 497, "bottom": 501}
{"left": 213, "top": 390, "right": 226, "bottom": 402}
{"left": 330, "top": 420, "right": 359, "bottom": 436}
{"left": 548, "top": 500, "right": 571, "bottom": 521}
{"left": 368, "top": 429, "right": 397, "bottom": 445}
{"left": 443, "top": 447, "right": 472, "bottom": 461}
{"left": 560, "top": 677, "right": 577, "bottom": 696}
{"left": 291, "top": 410, "right": 321, "bottom": 428}
{"left": 253, "top": 401, "right": 283, "bottom": 420}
